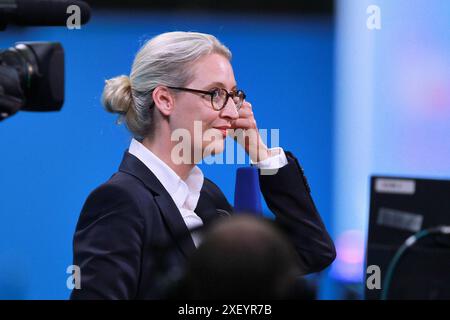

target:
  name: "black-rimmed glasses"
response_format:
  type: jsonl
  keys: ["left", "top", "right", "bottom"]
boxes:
{"left": 167, "top": 86, "right": 246, "bottom": 111}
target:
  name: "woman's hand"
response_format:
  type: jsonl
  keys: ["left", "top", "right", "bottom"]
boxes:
{"left": 229, "top": 101, "right": 270, "bottom": 163}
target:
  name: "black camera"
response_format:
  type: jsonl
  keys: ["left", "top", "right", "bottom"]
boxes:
{"left": 0, "top": 42, "right": 65, "bottom": 121}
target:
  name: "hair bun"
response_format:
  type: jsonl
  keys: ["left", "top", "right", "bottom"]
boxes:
{"left": 102, "top": 75, "right": 134, "bottom": 115}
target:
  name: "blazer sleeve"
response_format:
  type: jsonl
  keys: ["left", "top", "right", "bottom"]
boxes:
{"left": 258, "top": 151, "right": 336, "bottom": 274}
{"left": 70, "top": 183, "right": 145, "bottom": 300}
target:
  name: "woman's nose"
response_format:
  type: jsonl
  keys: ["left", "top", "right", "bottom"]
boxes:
{"left": 220, "top": 98, "right": 239, "bottom": 120}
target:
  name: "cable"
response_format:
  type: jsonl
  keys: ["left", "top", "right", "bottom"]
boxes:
{"left": 380, "top": 225, "right": 450, "bottom": 300}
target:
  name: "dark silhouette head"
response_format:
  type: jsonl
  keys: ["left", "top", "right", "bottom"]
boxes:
{"left": 178, "top": 215, "right": 303, "bottom": 299}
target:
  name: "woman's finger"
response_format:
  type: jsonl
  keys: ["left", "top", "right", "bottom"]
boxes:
{"left": 238, "top": 107, "right": 253, "bottom": 118}
{"left": 230, "top": 118, "right": 256, "bottom": 130}
{"left": 241, "top": 101, "right": 252, "bottom": 109}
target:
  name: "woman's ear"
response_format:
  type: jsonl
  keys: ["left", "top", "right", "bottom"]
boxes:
{"left": 152, "top": 86, "right": 175, "bottom": 116}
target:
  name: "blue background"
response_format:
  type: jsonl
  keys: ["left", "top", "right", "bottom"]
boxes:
{"left": 0, "top": 10, "right": 334, "bottom": 299}
{"left": 328, "top": 0, "right": 450, "bottom": 299}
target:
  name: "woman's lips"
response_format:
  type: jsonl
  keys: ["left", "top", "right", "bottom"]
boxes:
{"left": 213, "top": 127, "right": 230, "bottom": 137}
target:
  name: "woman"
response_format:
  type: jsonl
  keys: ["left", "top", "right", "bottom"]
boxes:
{"left": 71, "top": 31, "right": 335, "bottom": 300}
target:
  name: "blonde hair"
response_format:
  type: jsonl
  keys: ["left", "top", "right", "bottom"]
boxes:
{"left": 102, "top": 31, "right": 232, "bottom": 140}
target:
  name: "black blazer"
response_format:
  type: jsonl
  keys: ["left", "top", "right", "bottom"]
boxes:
{"left": 71, "top": 151, "right": 335, "bottom": 299}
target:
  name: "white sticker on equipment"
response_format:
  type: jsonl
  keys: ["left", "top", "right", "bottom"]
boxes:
{"left": 375, "top": 178, "right": 416, "bottom": 195}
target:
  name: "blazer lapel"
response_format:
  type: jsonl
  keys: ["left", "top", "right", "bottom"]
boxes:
{"left": 154, "top": 194, "right": 197, "bottom": 258}
{"left": 118, "top": 151, "right": 196, "bottom": 259}
{"left": 195, "top": 191, "right": 227, "bottom": 225}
